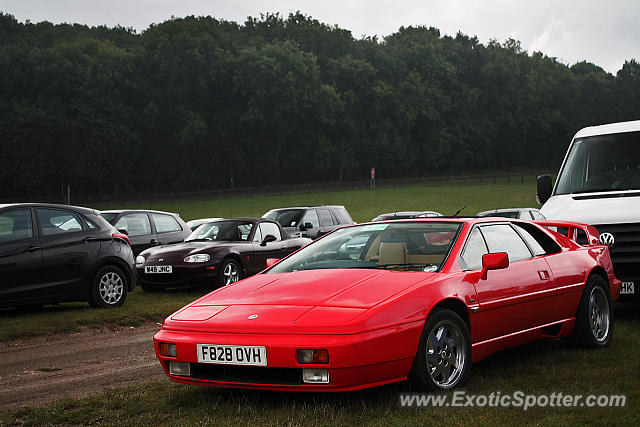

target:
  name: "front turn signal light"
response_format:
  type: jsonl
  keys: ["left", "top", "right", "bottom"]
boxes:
{"left": 297, "top": 349, "right": 329, "bottom": 364}
{"left": 159, "top": 342, "right": 177, "bottom": 357}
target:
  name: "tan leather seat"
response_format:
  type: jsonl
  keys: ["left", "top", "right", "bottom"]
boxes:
{"left": 378, "top": 241, "right": 407, "bottom": 265}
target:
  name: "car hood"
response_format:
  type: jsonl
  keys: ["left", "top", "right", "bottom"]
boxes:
{"left": 141, "top": 241, "right": 233, "bottom": 259}
{"left": 163, "top": 268, "right": 436, "bottom": 334}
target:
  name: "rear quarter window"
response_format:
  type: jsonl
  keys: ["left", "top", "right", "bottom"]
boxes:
{"left": 512, "top": 222, "right": 561, "bottom": 255}
{"left": 152, "top": 213, "right": 183, "bottom": 233}
{"left": 333, "top": 208, "right": 353, "bottom": 224}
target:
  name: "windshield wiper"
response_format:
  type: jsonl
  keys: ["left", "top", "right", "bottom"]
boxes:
{"left": 372, "top": 263, "right": 433, "bottom": 269}
{"left": 185, "top": 238, "right": 212, "bottom": 242}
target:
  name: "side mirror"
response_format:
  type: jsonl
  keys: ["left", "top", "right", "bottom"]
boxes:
{"left": 480, "top": 252, "right": 509, "bottom": 280}
{"left": 260, "top": 234, "right": 277, "bottom": 246}
{"left": 266, "top": 258, "right": 280, "bottom": 268}
{"left": 299, "top": 222, "right": 313, "bottom": 231}
{"left": 536, "top": 174, "right": 552, "bottom": 204}
{"left": 117, "top": 228, "right": 129, "bottom": 236}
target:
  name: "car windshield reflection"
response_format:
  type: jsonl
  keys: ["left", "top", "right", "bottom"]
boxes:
{"left": 186, "top": 220, "right": 253, "bottom": 242}
{"left": 267, "top": 221, "right": 462, "bottom": 273}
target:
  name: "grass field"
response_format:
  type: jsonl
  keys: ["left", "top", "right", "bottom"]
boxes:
{"left": 2, "top": 181, "right": 639, "bottom": 425}
{"left": 105, "top": 182, "right": 541, "bottom": 223}
{"left": 4, "top": 304, "right": 639, "bottom": 425}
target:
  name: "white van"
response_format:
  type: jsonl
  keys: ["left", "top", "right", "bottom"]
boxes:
{"left": 537, "top": 119, "right": 640, "bottom": 299}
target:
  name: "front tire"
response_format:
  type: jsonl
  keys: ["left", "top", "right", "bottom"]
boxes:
{"left": 409, "top": 308, "right": 471, "bottom": 391}
{"left": 218, "top": 258, "right": 243, "bottom": 286}
{"left": 89, "top": 265, "right": 127, "bottom": 308}
{"left": 572, "top": 274, "right": 613, "bottom": 347}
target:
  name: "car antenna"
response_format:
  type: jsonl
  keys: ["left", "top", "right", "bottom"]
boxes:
{"left": 452, "top": 199, "right": 474, "bottom": 217}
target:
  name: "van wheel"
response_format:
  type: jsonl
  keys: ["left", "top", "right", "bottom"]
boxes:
{"left": 89, "top": 265, "right": 127, "bottom": 308}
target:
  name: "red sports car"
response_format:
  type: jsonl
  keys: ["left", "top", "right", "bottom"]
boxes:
{"left": 154, "top": 218, "right": 620, "bottom": 392}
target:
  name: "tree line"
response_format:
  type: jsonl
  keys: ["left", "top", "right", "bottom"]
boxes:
{"left": 1, "top": 12, "right": 639, "bottom": 199}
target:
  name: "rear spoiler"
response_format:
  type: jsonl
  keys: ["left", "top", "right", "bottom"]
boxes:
{"left": 533, "top": 220, "right": 601, "bottom": 246}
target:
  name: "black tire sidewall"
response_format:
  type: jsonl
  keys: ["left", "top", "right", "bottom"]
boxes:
{"left": 90, "top": 265, "right": 127, "bottom": 308}
{"left": 409, "top": 308, "right": 472, "bottom": 392}
{"left": 573, "top": 274, "right": 613, "bottom": 347}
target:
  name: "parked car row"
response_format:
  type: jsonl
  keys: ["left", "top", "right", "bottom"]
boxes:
{"left": 1, "top": 201, "right": 551, "bottom": 309}
{"left": 1, "top": 200, "right": 620, "bottom": 395}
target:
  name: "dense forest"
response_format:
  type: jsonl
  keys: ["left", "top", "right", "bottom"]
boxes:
{"left": 1, "top": 12, "right": 639, "bottom": 199}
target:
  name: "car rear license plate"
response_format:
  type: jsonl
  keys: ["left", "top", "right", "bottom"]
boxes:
{"left": 620, "top": 281, "right": 634, "bottom": 294}
{"left": 145, "top": 265, "right": 172, "bottom": 274}
{"left": 197, "top": 344, "right": 267, "bottom": 366}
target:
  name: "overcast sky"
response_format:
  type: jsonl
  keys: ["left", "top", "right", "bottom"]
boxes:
{"left": 1, "top": 0, "right": 638, "bottom": 73}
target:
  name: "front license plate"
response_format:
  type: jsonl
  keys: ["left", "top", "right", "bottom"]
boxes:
{"left": 620, "top": 281, "right": 635, "bottom": 294}
{"left": 145, "top": 265, "right": 172, "bottom": 274}
{"left": 197, "top": 344, "right": 267, "bottom": 366}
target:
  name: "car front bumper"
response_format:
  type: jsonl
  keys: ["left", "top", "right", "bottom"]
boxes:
{"left": 153, "top": 321, "right": 423, "bottom": 391}
{"left": 136, "top": 264, "right": 219, "bottom": 288}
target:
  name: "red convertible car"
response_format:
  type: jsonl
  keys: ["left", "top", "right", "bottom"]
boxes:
{"left": 154, "top": 218, "right": 619, "bottom": 392}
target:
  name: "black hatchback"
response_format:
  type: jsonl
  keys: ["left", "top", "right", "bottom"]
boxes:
{"left": 100, "top": 209, "right": 191, "bottom": 256}
{"left": 0, "top": 203, "right": 136, "bottom": 308}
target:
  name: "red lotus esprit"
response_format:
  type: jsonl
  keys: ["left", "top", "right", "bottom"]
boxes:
{"left": 154, "top": 218, "right": 620, "bottom": 392}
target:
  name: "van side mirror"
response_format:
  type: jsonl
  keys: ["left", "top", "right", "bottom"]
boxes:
{"left": 260, "top": 234, "right": 277, "bottom": 246}
{"left": 536, "top": 174, "right": 552, "bottom": 204}
{"left": 300, "top": 222, "right": 313, "bottom": 231}
{"left": 480, "top": 252, "right": 509, "bottom": 280}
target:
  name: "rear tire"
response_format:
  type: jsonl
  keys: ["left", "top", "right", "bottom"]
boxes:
{"left": 408, "top": 308, "right": 471, "bottom": 391}
{"left": 89, "top": 265, "right": 127, "bottom": 308}
{"left": 572, "top": 274, "right": 613, "bottom": 347}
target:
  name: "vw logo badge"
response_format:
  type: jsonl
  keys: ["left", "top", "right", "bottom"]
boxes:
{"left": 248, "top": 314, "right": 258, "bottom": 320}
{"left": 599, "top": 232, "right": 615, "bottom": 247}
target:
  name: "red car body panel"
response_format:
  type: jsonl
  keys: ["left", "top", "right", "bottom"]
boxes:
{"left": 154, "top": 218, "right": 620, "bottom": 391}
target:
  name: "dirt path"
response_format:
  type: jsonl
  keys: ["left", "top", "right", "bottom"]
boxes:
{"left": 0, "top": 323, "right": 165, "bottom": 410}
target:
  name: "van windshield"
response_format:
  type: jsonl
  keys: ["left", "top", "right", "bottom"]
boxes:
{"left": 555, "top": 131, "right": 640, "bottom": 195}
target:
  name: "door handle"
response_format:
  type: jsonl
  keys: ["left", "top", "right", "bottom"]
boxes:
{"left": 24, "top": 245, "right": 41, "bottom": 253}
{"left": 83, "top": 237, "right": 99, "bottom": 243}
{"left": 538, "top": 270, "right": 550, "bottom": 280}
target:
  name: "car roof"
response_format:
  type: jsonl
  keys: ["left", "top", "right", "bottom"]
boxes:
{"left": 574, "top": 119, "right": 640, "bottom": 139}
{"left": 377, "top": 211, "right": 441, "bottom": 216}
{"left": 358, "top": 217, "right": 528, "bottom": 226}
{"left": 0, "top": 203, "right": 98, "bottom": 215}
{"left": 476, "top": 208, "right": 533, "bottom": 215}
{"left": 267, "top": 206, "right": 346, "bottom": 211}
{"left": 101, "top": 209, "right": 181, "bottom": 216}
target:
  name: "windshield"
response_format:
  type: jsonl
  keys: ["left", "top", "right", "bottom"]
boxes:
{"left": 186, "top": 220, "right": 253, "bottom": 242}
{"left": 263, "top": 209, "right": 304, "bottom": 227}
{"left": 555, "top": 131, "right": 640, "bottom": 195}
{"left": 267, "top": 221, "right": 462, "bottom": 273}
{"left": 100, "top": 213, "right": 118, "bottom": 224}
